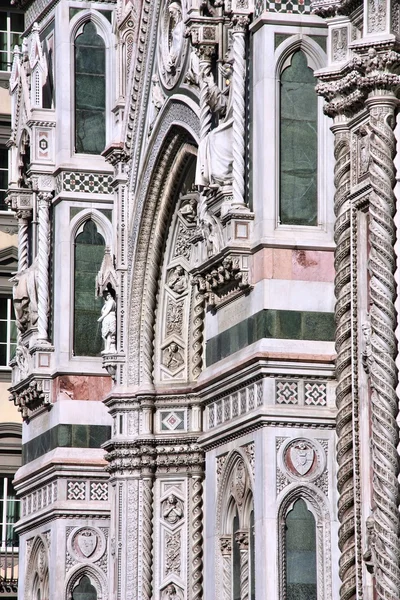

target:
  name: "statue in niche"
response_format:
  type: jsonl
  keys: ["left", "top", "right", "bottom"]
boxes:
{"left": 98, "top": 288, "right": 116, "bottom": 354}
{"left": 167, "top": 266, "right": 188, "bottom": 294}
{"left": 363, "top": 515, "right": 376, "bottom": 574}
{"left": 179, "top": 196, "right": 198, "bottom": 224}
{"left": 11, "top": 258, "right": 39, "bottom": 333}
{"left": 195, "top": 56, "right": 234, "bottom": 188}
{"left": 163, "top": 494, "right": 183, "bottom": 523}
{"left": 167, "top": 2, "right": 184, "bottom": 74}
{"left": 359, "top": 125, "right": 370, "bottom": 176}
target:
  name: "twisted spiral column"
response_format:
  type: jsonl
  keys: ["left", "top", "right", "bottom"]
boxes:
{"left": 17, "top": 210, "right": 31, "bottom": 272}
{"left": 191, "top": 475, "right": 203, "bottom": 600}
{"left": 331, "top": 125, "right": 355, "bottom": 600}
{"left": 231, "top": 16, "right": 248, "bottom": 207}
{"left": 220, "top": 537, "right": 232, "bottom": 600}
{"left": 235, "top": 530, "right": 249, "bottom": 600}
{"left": 192, "top": 278, "right": 206, "bottom": 379}
{"left": 141, "top": 476, "right": 154, "bottom": 600}
{"left": 366, "top": 95, "right": 400, "bottom": 600}
{"left": 37, "top": 192, "right": 52, "bottom": 342}
{"left": 198, "top": 45, "right": 214, "bottom": 144}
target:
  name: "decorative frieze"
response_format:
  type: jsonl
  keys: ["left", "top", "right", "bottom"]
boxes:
{"left": 22, "top": 481, "right": 57, "bottom": 517}
{"left": 67, "top": 480, "right": 109, "bottom": 502}
{"left": 276, "top": 378, "right": 328, "bottom": 406}
{"left": 207, "top": 381, "right": 262, "bottom": 429}
{"left": 55, "top": 171, "right": 113, "bottom": 195}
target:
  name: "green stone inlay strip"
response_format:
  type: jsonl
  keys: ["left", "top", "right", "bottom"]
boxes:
{"left": 22, "top": 424, "right": 111, "bottom": 465}
{"left": 206, "top": 309, "right": 335, "bottom": 365}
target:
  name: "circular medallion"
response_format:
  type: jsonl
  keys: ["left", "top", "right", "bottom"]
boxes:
{"left": 279, "top": 438, "right": 326, "bottom": 482}
{"left": 158, "top": 0, "right": 187, "bottom": 89}
{"left": 67, "top": 526, "right": 106, "bottom": 563}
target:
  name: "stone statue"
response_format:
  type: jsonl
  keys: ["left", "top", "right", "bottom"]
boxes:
{"left": 167, "top": 2, "right": 184, "bottom": 74}
{"left": 11, "top": 258, "right": 39, "bottom": 333}
{"left": 363, "top": 515, "right": 376, "bottom": 574}
{"left": 195, "top": 59, "right": 233, "bottom": 188}
{"left": 149, "top": 74, "right": 165, "bottom": 134}
{"left": 98, "top": 290, "right": 116, "bottom": 354}
{"left": 163, "top": 495, "right": 183, "bottom": 524}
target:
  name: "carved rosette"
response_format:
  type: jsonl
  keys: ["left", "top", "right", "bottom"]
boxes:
{"left": 366, "top": 96, "right": 400, "bottom": 600}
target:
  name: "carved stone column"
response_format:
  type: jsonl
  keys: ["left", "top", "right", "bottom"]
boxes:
{"left": 191, "top": 474, "right": 204, "bottom": 600}
{"left": 37, "top": 192, "right": 52, "bottom": 343}
{"left": 17, "top": 209, "right": 31, "bottom": 272}
{"left": 231, "top": 15, "right": 249, "bottom": 208}
{"left": 235, "top": 530, "right": 249, "bottom": 600}
{"left": 365, "top": 92, "right": 400, "bottom": 600}
{"left": 220, "top": 536, "right": 232, "bottom": 600}
{"left": 198, "top": 45, "right": 214, "bottom": 145}
{"left": 140, "top": 473, "right": 154, "bottom": 600}
{"left": 330, "top": 121, "right": 356, "bottom": 600}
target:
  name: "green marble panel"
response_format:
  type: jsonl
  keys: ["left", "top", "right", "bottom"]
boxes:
{"left": 280, "top": 51, "right": 318, "bottom": 226}
{"left": 206, "top": 309, "right": 335, "bottom": 365}
{"left": 22, "top": 424, "right": 111, "bottom": 464}
{"left": 73, "top": 220, "right": 105, "bottom": 357}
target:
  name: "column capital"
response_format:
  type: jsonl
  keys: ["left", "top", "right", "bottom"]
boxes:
{"left": 235, "top": 529, "right": 249, "bottom": 550}
{"left": 220, "top": 535, "right": 232, "bottom": 555}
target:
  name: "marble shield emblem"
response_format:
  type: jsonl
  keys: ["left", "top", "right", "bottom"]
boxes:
{"left": 289, "top": 442, "right": 314, "bottom": 476}
{"left": 77, "top": 531, "right": 98, "bottom": 558}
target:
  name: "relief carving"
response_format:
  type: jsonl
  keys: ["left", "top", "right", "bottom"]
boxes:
{"left": 332, "top": 27, "right": 348, "bottom": 62}
{"left": 167, "top": 266, "right": 188, "bottom": 294}
{"left": 162, "top": 342, "right": 184, "bottom": 371}
{"left": 163, "top": 494, "right": 184, "bottom": 524}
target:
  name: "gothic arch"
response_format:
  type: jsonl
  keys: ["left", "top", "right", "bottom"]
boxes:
{"left": 25, "top": 535, "right": 50, "bottom": 600}
{"left": 274, "top": 34, "right": 327, "bottom": 75}
{"left": 277, "top": 484, "right": 332, "bottom": 600}
{"left": 65, "top": 564, "right": 108, "bottom": 600}
{"left": 216, "top": 450, "right": 254, "bottom": 533}
{"left": 127, "top": 102, "right": 200, "bottom": 386}
{"left": 70, "top": 209, "right": 113, "bottom": 250}
{"left": 215, "top": 450, "right": 254, "bottom": 600}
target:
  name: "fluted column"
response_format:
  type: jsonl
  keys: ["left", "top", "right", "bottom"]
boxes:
{"left": 231, "top": 15, "right": 248, "bottom": 208}
{"left": 37, "top": 192, "right": 52, "bottom": 343}
{"left": 220, "top": 536, "right": 232, "bottom": 600}
{"left": 365, "top": 92, "right": 400, "bottom": 600}
{"left": 235, "top": 530, "right": 249, "bottom": 600}
{"left": 191, "top": 474, "right": 203, "bottom": 600}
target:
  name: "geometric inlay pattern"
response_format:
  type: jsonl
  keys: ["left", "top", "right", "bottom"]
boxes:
{"left": 160, "top": 410, "right": 185, "bottom": 431}
{"left": 56, "top": 171, "right": 113, "bottom": 194}
{"left": 67, "top": 480, "right": 86, "bottom": 500}
{"left": 276, "top": 380, "right": 298, "bottom": 404}
{"left": 305, "top": 382, "right": 327, "bottom": 406}
{"left": 90, "top": 482, "right": 109, "bottom": 501}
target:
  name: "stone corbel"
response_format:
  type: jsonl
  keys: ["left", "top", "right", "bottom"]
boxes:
{"left": 9, "top": 375, "right": 52, "bottom": 421}
{"left": 192, "top": 252, "right": 251, "bottom": 311}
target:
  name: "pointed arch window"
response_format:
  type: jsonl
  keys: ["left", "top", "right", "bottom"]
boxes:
{"left": 72, "top": 575, "right": 97, "bottom": 600}
{"left": 74, "top": 21, "right": 106, "bottom": 154}
{"left": 73, "top": 219, "right": 105, "bottom": 356}
{"left": 279, "top": 50, "right": 318, "bottom": 226}
{"left": 285, "top": 499, "right": 317, "bottom": 600}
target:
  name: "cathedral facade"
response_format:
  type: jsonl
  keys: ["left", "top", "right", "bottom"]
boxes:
{"left": 6, "top": 0, "right": 400, "bottom": 599}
